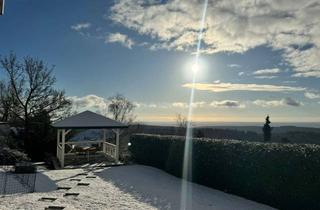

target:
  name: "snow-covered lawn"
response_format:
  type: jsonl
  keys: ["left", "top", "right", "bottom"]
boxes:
{"left": 0, "top": 165, "right": 276, "bottom": 210}
{"left": 0, "top": 171, "right": 28, "bottom": 194}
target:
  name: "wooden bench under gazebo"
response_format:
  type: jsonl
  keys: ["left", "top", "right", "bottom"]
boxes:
{"left": 52, "top": 110, "right": 128, "bottom": 168}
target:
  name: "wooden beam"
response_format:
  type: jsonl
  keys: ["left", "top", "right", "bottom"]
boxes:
{"left": 103, "top": 129, "right": 106, "bottom": 153}
{"left": 104, "top": 142, "right": 116, "bottom": 147}
{"left": 115, "top": 129, "right": 120, "bottom": 163}
{"left": 65, "top": 140, "right": 104, "bottom": 145}
{"left": 65, "top": 129, "right": 72, "bottom": 136}
{"left": 61, "top": 129, "right": 65, "bottom": 168}
{"left": 56, "top": 129, "right": 60, "bottom": 158}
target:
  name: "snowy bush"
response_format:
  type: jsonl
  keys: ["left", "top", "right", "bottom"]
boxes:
{"left": 129, "top": 134, "right": 320, "bottom": 210}
{"left": 0, "top": 146, "right": 30, "bottom": 165}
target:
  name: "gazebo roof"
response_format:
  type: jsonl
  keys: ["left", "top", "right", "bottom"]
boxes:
{"left": 52, "top": 110, "right": 128, "bottom": 129}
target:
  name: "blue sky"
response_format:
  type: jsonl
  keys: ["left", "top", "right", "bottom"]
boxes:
{"left": 1, "top": 0, "right": 320, "bottom": 124}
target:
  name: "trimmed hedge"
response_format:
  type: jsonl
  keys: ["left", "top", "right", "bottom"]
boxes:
{"left": 129, "top": 134, "right": 320, "bottom": 210}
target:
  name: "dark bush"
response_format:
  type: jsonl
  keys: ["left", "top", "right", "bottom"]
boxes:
{"left": 129, "top": 134, "right": 320, "bottom": 210}
{"left": 0, "top": 146, "right": 30, "bottom": 165}
{"left": 14, "top": 162, "right": 37, "bottom": 173}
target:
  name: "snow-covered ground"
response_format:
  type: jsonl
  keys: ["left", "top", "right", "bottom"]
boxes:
{"left": 1, "top": 168, "right": 38, "bottom": 195}
{"left": 0, "top": 171, "right": 28, "bottom": 194}
{"left": 0, "top": 165, "right": 276, "bottom": 210}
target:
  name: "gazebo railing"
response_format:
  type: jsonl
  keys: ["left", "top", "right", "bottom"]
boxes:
{"left": 62, "top": 140, "right": 117, "bottom": 160}
{"left": 65, "top": 140, "right": 104, "bottom": 145}
{"left": 64, "top": 140, "right": 104, "bottom": 155}
{"left": 103, "top": 142, "right": 116, "bottom": 159}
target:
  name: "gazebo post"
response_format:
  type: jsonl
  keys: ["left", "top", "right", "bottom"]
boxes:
{"left": 115, "top": 129, "right": 120, "bottom": 163}
{"left": 61, "top": 129, "right": 65, "bottom": 168}
{"left": 103, "top": 129, "right": 106, "bottom": 153}
{"left": 56, "top": 129, "right": 60, "bottom": 157}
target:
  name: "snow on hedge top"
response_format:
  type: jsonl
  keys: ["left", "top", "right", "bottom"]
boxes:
{"left": 52, "top": 110, "right": 127, "bottom": 129}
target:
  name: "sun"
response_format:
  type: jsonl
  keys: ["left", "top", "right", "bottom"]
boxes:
{"left": 191, "top": 63, "right": 200, "bottom": 73}
{"left": 184, "top": 58, "right": 206, "bottom": 80}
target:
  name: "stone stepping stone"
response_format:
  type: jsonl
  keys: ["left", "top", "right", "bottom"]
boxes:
{"left": 69, "top": 178, "right": 81, "bottom": 182}
{"left": 77, "top": 182, "right": 90, "bottom": 186}
{"left": 45, "top": 206, "right": 65, "bottom": 210}
{"left": 57, "top": 186, "right": 72, "bottom": 190}
{"left": 39, "top": 197, "right": 57, "bottom": 202}
{"left": 85, "top": 176, "right": 96, "bottom": 179}
{"left": 77, "top": 173, "right": 88, "bottom": 176}
{"left": 63, "top": 192, "right": 80, "bottom": 197}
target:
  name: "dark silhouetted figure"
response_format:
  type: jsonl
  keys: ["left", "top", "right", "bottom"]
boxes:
{"left": 263, "top": 115, "right": 272, "bottom": 142}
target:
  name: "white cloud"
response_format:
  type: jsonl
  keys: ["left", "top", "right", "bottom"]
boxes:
{"left": 147, "top": 103, "right": 157, "bottom": 108}
{"left": 69, "top": 95, "right": 163, "bottom": 113}
{"left": 71, "top": 22, "right": 91, "bottom": 31}
{"left": 172, "top": 101, "right": 206, "bottom": 109}
{"left": 68, "top": 95, "right": 109, "bottom": 113}
{"left": 109, "top": 0, "right": 320, "bottom": 78}
{"left": 228, "top": 64, "right": 241, "bottom": 68}
{"left": 182, "top": 82, "right": 306, "bottom": 93}
{"left": 253, "top": 100, "right": 283, "bottom": 107}
{"left": 282, "top": 97, "right": 303, "bottom": 107}
{"left": 252, "top": 68, "right": 280, "bottom": 79}
{"left": 210, "top": 100, "right": 245, "bottom": 108}
{"left": 292, "top": 71, "right": 320, "bottom": 78}
{"left": 133, "top": 101, "right": 208, "bottom": 109}
{"left": 105, "top": 33, "right": 135, "bottom": 49}
{"left": 283, "top": 80, "right": 297, "bottom": 84}
{"left": 134, "top": 102, "right": 158, "bottom": 108}
{"left": 68, "top": 94, "right": 306, "bottom": 116}
{"left": 238, "top": 72, "right": 245, "bottom": 76}
{"left": 254, "top": 75, "right": 278, "bottom": 79}
{"left": 192, "top": 101, "right": 206, "bottom": 108}
{"left": 304, "top": 92, "right": 320, "bottom": 99}
{"left": 253, "top": 97, "right": 302, "bottom": 107}
{"left": 253, "top": 68, "right": 281, "bottom": 75}
{"left": 172, "top": 102, "right": 188, "bottom": 109}
{"left": 133, "top": 102, "right": 142, "bottom": 108}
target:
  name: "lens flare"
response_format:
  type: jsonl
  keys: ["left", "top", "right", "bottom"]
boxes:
{"left": 180, "top": 0, "right": 209, "bottom": 210}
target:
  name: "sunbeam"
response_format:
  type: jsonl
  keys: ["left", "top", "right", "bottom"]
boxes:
{"left": 180, "top": 0, "right": 209, "bottom": 209}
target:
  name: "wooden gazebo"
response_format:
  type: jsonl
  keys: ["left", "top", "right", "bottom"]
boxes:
{"left": 52, "top": 110, "right": 128, "bottom": 168}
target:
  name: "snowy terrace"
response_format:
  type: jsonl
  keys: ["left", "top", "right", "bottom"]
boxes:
{"left": 0, "top": 165, "right": 275, "bottom": 210}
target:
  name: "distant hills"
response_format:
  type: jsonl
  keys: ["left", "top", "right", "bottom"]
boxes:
{"left": 142, "top": 121, "right": 320, "bottom": 128}
{"left": 132, "top": 124, "right": 320, "bottom": 145}
{"left": 200, "top": 125, "right": 320, "bottom": 134}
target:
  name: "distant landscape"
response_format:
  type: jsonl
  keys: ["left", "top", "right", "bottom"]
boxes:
{"left": 143, "top": 121, "right": 320, "bottom": 128}
{"left": 134, "top": 124, "right": 320, "bottom": 145}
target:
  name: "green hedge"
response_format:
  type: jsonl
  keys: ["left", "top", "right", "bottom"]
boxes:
{"left": 129, "top": 134, "right": 320, "bottom": 210}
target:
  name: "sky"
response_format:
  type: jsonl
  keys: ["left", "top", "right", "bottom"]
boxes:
{"left": 1, "top": 0, "right": 320, "bottom": 125}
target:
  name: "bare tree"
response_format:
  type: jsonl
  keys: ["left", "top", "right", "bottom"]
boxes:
{"left": 0, "top": 81, "right": 12, "bottom": 121}
{"left": 108, "top": 94, "right": 136, "bottom": 124}
{"left": 176, "top": 114, "right": 187, "bottom": 128}
{"left": 0, "top": 53, "right": 71, "bottom": 150}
